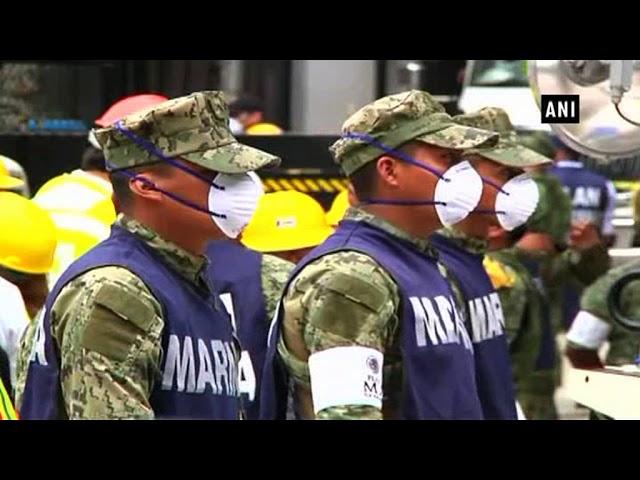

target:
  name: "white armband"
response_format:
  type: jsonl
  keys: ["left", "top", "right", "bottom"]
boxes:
{"left": 566, "top": 310, "right": 612, "bottom": 350}
{"left": 308, "top": 346, "right": 383, "bottom": 414}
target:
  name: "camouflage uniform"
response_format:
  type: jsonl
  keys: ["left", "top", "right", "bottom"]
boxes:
{"left": 534, "top": 173, "right": 608, "bottom": 318}
{"left": 275, "top": 90, "right": 499, "bottom": 420}
{"left": 16, "top": 91, "right": 280, "bottom": 418}
{"left": 486, "top": 248, "right": 557, "bottom": 419}
{"left": 486, "top": 176, "right": 565, "bottom": 421}
{"left": 450, "top": 107, "right": 555, "bottom": 419}
{"left": 14, "top": 251, "right": 291, "bottom": 413}
{"left": 260, "top": 254, "right": 295, "bottom": 322}
{"left": 485, "top": 172, "right": 609, "bottom": 419}
{"left": 14, "top": 315, "right": 36, "bottom": 407}
{"left": 568, "top": 260, "right": 640, "bottom": 364}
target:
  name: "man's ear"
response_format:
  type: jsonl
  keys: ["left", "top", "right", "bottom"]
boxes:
{"left": 129, "top": 174, "right": 162, "bottom": 201}
{"left": 376, "top": 155, "right": 401, "bottom": 188}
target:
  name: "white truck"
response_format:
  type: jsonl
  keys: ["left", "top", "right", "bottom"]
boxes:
{"left": 458, "top": 60, "right": 551, "bottom": 133}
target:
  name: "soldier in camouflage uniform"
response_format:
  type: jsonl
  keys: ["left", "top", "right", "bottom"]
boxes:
{"left": 565, "top": 259, "right": 640, "bottom": 420}
{"left": 485, "top": 170, "right": 609, "bottom": 419}
{"left": 260, "top": 90, "right": 500, "bottom": 420}
{"left": 566, "top": 260, "right": 640, "bottom": 367}
{"left": 428, "top": 107, "right": 551, "bottom": 419}
{"left": 17, "top": 91, "right": 280, "bottom": 419}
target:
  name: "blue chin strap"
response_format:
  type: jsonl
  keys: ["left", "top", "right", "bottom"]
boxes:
{"left": 108, "top": 121, "right": 227, "bottom": 219}
{"left": 341, "top": 131, "right": 509, "bottom": 215}
{"left": 342, "top": 132, "right": 447, "bottom": 207}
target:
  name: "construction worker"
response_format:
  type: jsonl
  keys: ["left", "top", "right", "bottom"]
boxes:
{"left": 428, "top": 107, "right": 550, "bottom": 420}
{"left": 260, "top": 90, "right": 499, "bottom": 420}
{"left": 0, "top": 192, "right": 56, "bottom": 319}
{"left": 0, "top": 192, "right": 56, "bottom": 400}
{"left": 241, "top": 191, "right": 335, "bottom": 264}
{"left": 20, "top": 91, "right": 280, "bottom": 419}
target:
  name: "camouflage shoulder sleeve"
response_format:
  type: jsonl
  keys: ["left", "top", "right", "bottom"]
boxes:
{"left": 51, "top": 266, "right": 164, "bottom": 419}
{"left": 278, "top": 250, "right": 399, "bottom": 420}
{"left": 13, "top": 317, "right": 39, "bottom": 410}
{"left": 260, "top": 254, "right": 295, "bottom": 324}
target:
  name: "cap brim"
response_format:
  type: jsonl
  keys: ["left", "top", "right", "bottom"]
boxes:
{"left": 182, "top": 141, "right": 280, "bottom": 174}
{"left": 415, "top": 124, "right": 499, "bottom": 150}
{"left": 468, "top": 143, "right": 553, "bottom": 168}
{"left": 0, "top": 175, "right": 25, "bottom": 190}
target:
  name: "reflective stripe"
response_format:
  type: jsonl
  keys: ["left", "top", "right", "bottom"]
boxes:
{"left": 0, "top": 379, "right": 17, "bottom": 420}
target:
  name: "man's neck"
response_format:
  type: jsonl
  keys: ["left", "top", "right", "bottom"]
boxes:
{"left": 128, "top": 209, "right": 208, "bottom": 256}
{"left": 360, "top": 204, "right": 438, "bottom": 239}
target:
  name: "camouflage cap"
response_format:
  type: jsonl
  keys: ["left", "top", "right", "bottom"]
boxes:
{"left": 455, "top": 107, "right": 552, "bottom": 168}
{"left": 519, "top": 131, "right": 556, "bottom": 159}
{"left": 329, "top": 90, "right": 499, "bottom": 176}
{"left": 94, "top": 91, "right": 280, "bottom": 174}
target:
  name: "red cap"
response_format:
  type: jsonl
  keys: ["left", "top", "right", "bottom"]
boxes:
{"left": 95, "top": 93, "right": 169, "bottom": 127}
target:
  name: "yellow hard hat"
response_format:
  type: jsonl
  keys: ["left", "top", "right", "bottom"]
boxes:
{"left": 241, "top": 191, "right": 334, "bottom": 252}
{"left": 0, "top": 192, "right": 57, "bottom": 274}
{"left": 326, "top": 190, "right": 350, "bottom": 227}
{"left": 0, "top": 161, "right": 25, "bottom": 191}
{"left": 245, "top": 122, "right": 283, "bottom": 135}
{"left": 33, "top": 170, "right": 116, "bottom": 226}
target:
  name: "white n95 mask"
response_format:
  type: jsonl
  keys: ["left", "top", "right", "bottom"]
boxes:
{"left": 208, "top": 172, "right": 264, "bottom": 239}
{"left": 433, "top": 160, "right": 484, "bottom": 227}
{"left": 494, "top": 173, "right": 539, "bottom": 231}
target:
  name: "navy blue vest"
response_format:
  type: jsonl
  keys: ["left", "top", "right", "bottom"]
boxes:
{"left": 260, "top": 219, "right": 483, "bottom": 420}
{"left": 430, "top": 234, "right": 517, "bottom": 420}
{"left": 205, "top": 240, "right": 268, "bottom": 420}
{"left": 550, "top": 162, "right": 609, "bottom": 229}
{"left": 21, "top": 225, "right": 240, "bottom": 420}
